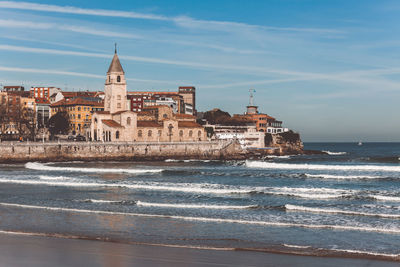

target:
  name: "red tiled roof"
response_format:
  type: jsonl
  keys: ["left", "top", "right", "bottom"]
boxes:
{"left": 51, "top": 97, "right": 103, "bottom": 107}
{"left": 137, "top": 111, "right": 153, "bottom": 116}
{"left": 102, "top": 119, "right": 123, "bottom": 128}
{"left": 137, "top": 121, "right": 162, "bottom": 127}
{"left": 95, "top": 111, "right": 110, "bottom": 115}
{"left": 178, "top": 121, "right": 203, "bottom": 128}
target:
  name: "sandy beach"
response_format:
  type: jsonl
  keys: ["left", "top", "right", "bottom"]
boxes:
{"left": 0, "top": 233, "right": 397, "bottom": 267}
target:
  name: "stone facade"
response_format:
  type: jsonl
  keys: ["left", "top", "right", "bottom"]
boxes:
{"left": 90, "top": 50, "right": 206, "bottom": 142}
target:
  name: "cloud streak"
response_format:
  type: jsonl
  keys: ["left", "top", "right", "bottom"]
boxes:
{"left": 0, "top": 1, "right": 343, "bottom": 36}
{"left": 0, "top": 66, "right": 182, "bottom": 85}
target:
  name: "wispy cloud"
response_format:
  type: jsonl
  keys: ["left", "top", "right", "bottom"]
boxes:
{"left": 0, "top": 44, "right": 316, "bottom": 76}
{"left": 0, "top": 1, "right": 168, "bottom": 20}
{"left": 0, "top": 66, "right": 182, "bottom": 85}
{"left": 0, "top": 1, "right": 343, "bottom": 36}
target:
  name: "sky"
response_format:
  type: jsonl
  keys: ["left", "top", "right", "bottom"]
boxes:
{"left": 1, "top": 0, "right": 400, "bottom": 142}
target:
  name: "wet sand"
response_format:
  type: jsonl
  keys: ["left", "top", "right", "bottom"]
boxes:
{"left": 0, "top": 233, "right": 398, "bottom": 267}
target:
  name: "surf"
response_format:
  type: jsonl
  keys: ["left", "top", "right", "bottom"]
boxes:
{"left": 25, "top": 162, "right": 163, "bottom": 174}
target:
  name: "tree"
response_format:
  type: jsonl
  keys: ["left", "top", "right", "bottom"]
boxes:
{"left": 48, "top": 111, "right": 70, "bottom": 136}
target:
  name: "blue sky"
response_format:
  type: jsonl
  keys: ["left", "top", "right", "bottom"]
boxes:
{"left": 1, "top": 0, "right": 400, "bottom": 142}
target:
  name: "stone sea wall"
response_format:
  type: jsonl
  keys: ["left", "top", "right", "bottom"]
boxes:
{"left": 0, "top": 140, "right": 246, "bottom": 163}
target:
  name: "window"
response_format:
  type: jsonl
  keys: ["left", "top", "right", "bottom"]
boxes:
{"left": 117, "top": 76, "right": 121, "bottom": 82}
{"left": 94, "top": 118, "right": 97, "bottom": 123}
{"left": 163, "top": 114, "right": 167, "bottom": 119}
{"left": 116, "top": 131, "right": 120, "bottom": 139}
{"left": 108, "top": 76, "right": 110, "bottom": 83}
{"left": 198, "top": 130, "right": 202, "bottom": 137}
{"left": 127, "top": 117, "right": 131, "bottom": 125}
{"left": 138, "top": 130, "right": 142, "bottom": 137}
{"left": 158, "top": 130, "right": 162, "bottom": 136}
{"left": 117, "top": 103, "right": 121, "bottom": 108}
{"left": 117, "top": 95, "right": 121, "bottom": 100}
{"left": 189, "top": 130, "right": 193, "bottom": 137}
{"left": 148, "top": 130, "right": 152, "bottom": 137}
{"left": 78, "top": 114, "right": 81, "bottom": 119}
{"left": 179, "top": 130, "right": 183, "bottom": 137}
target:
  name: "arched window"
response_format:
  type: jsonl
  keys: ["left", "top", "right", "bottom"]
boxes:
{"left": 198, "top": 130, "right": 202, "bottom": 137}
{"left": 127, "top": 117, "right": 131, "bottom": 125}
{"left": 148, "top": 130, "right": 152, "bottom": 137}
{"left": 108, "top": 76, "right": 110, "bottom": 83}
{"left": 117, "top": 76, "right": 121, "bottom": 82}
{"left": 179, "top": 130, "right": 183, "bottom": 137}
{"left": 189, "top": 130, "right": 193, "bottom": 137}
{"left": 117, "top": 103, "right": 121, "bottom": 108}
{"left": 117, "top": 95, "right": 121, "bottom": 100}
{"left": 163, "top": 114, "right": 168, "bottom": 119}
{"left": 94, "top": 118, "right": 97, "bottom": 123}
{"left": 138, "top": 130, "right": 142, "bottom": 137}
{"left": 158, "top": 130, "right": 162, "bottom": 137}
{"left": 116, "top": 131, "right": 120, "bottom": 139}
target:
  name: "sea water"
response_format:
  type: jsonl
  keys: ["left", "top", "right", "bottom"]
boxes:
{"left": 0, "top": 142, "right": 399, "bottom": 260}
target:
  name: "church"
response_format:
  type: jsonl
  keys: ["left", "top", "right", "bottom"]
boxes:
{"left": 90, "top": 49, "right": 206, "bottom": 142}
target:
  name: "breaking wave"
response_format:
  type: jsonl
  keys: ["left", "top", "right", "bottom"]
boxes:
{"left": 0, "top": 177, "right": 357, "bottom": 199}
{"left": 83, "top": 199, "right": 136, "bottom": 205}
{"left": 285, "top": 204, "right": 400, "bottom": 219}
{"left": 322, "top": 151, "right": 347, "bottom": 155}
{"left": 246, "top": 160, "right": 400, "bottom": 172}
{"left": 305, "top": 174, "right": 382, "bottom": 179}
{"left": 370, "top": 195, "right": 400, "bottom": 202}
{"left": 136, "top": 201, "right": 257, "bottom": 210}
{"left": 1, "top": 202, "right": 400, "bottom": 234}
{"left": 25, "top": 162, "right": 163, "bottom": 174}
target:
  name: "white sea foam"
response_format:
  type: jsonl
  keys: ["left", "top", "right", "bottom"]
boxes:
{"left": 322, "top": 151, "right": 347, "bottom": 155}
{"left": 370, "top": 195, "right": 400, "bottom": 202}
{"left": 39, "top": 175, "right": 72, "bottom": 181}
{"left": 1, "top": 202, "right": 400, "bottom": 234}
{"left": 282, "top": 243, "right": 311, "bottom": 249}
{"left": 25, "top": 162, "right": 163, "bottom": 174}
{"left": 330, "top": 248, "right": 400, "bottom": 258}
{"left": 165, "top": 159, "right": 214, "bottom": 163}
{"left": 0, "top": 177, "right": 357, "bottom": 199}
{"left": 84, "top": 199, "right": 127, "bottom": 204}
{"left": 265, "top": 155, "right": 291, "bottom": 159}
{"left": 246, "top": 160, "right": 400, "bottom": 172}
{"left": 136, "top": 201, "right": 257, "bottom": 210}
{"left": 285, "top": 204, "right": 400, "bottom": 219}
{"left": 305, "top": 174, "right": 381, "bottom": 179}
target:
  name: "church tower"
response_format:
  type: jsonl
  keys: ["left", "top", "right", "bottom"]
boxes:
{"left": 104, "top": 46, "right": 127, "bottom": 114}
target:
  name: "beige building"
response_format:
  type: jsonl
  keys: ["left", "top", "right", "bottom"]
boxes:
{"left": 90, "top": 49, "right": 205, "bottom": 142}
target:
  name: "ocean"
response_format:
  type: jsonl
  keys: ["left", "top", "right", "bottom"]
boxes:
{"left": 0, "top": 142, "right": 399, "bottom": 261}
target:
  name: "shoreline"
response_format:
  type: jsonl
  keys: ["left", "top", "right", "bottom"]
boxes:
{"left": 0, "top": 229, "right": 398, "bottom": 264}
{"left": 0, "top": 230, "right": 397, "bottom": 266}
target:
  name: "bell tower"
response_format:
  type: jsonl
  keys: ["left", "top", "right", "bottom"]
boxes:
{"left": 104, "top": 44, "right": 127, "bottom": 114}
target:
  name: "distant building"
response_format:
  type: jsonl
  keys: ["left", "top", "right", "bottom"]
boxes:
{"left": 51, "top": 97, "right": 104, "bottom": 135}
{"left": 207, "top": 124, "right": 265, "bottom": 149}
{"left": 30, "top": 87, "right": 61, "bottom": 101}
{"left": 90, "top": 49, "right": 205, "bottom": 142}
{"left": 2, "top": 85, "right": 25, "bottom": 92}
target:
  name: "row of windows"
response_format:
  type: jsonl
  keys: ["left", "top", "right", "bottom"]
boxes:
{"left": 137, "top": 130, "right": 202, "bottom": 138}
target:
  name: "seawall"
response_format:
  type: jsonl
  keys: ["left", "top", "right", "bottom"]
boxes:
{"left": 0, "top": 140, "right": 246, "bottom": 163}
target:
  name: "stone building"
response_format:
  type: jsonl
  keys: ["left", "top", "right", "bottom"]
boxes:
{"left": 90, "top": 49, "right": 205, "bottom": 142}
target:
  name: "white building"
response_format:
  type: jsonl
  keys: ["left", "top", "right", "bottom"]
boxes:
{"left": 208, "top": 125, "right": 265, "bottom": 149}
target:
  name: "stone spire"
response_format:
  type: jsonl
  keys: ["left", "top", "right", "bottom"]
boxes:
{"left": 107, "top": 45, "right": 124, "bottom": 74}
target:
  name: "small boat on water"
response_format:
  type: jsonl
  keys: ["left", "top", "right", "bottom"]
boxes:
{"left": 358, "top": 141, "right": 363, "bottom": 146}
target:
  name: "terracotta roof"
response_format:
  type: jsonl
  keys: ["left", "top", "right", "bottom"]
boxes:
{"left": 107, "top": 52, "right": 124, "bottom": 73}
{"left": 50, "top": 97, "right": 103, "bottom": 107}
{"left": 112, "top": 110, "right": 127, "bottom": 115}
{"left": 178, "top": 121, "right": 203, "bottom": 128}
{"left": 95, "top": 111, "right": 110, "bottom": 115}
{"left": 102, "top": 119, "right": 123, "bottom": 128}
{"left": 137, "top": 121, "right": 162, "bottom": 128}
